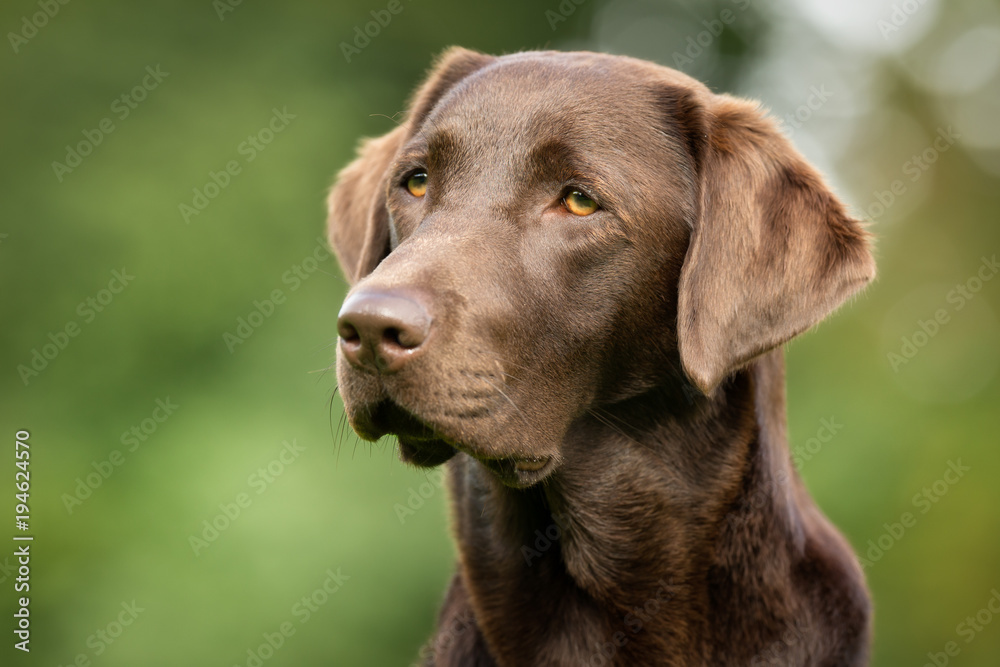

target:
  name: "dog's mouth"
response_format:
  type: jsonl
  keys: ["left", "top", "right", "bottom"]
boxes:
{"left": 370, "top": 401, "right": 457, "bottom": 467}
{"left": 364, "top": 399, "right": 555, "bottom": 487}
{"left": 477, "top": 455, "right": 555, "bottom": 488}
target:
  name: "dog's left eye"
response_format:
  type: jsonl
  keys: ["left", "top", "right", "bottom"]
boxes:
{"left": 564, "top": 190, "right": 599, "bottom": 216}
{"left": 406, "top": 172, "right": 428, "bottom": 197}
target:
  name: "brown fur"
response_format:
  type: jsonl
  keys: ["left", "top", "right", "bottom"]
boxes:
{"left": 326, "top": 48, "right": 875, "bottom": 666}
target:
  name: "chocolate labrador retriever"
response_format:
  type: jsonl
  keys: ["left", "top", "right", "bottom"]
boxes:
{"left": 327, "top": 48, "right": 875, "bottom": 666}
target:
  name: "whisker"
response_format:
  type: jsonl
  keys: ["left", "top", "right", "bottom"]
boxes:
{"left": 480, "top": 353, "right": 648, "bottom": 449}
{"left": 473, "top": 373, "right": 530, "bottom": 426}
{"left": 314, "top": 267, "right": 349, "bottom": 287}
{"left": 479, "top": 353, "right": 557, "bottom": 389}
{"left": 586, "top": 409, "right": 631, "bottom": 442}
{"left": 312, "top": 338, "right": 342, "bottom": 353}
{"left": 591, "top": 406, "right": 639, "bottom": 438}
{"left": 586, "top": 408, "right": 658, "bottom": 455}
{"left": 310, "top": 363, "right": 337, "bottom": 377}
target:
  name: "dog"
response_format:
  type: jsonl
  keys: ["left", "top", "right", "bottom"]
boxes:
{"left": 326, "top": 48, "right": 875, "bottom": 666}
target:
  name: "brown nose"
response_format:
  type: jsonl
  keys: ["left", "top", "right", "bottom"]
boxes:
{"left": 337, "top": 291, "right": 431, "bottom": 373}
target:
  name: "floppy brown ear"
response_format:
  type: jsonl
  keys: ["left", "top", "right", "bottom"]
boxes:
{"left": 677, "top": 94, "right": 876, "bottom": 395}
{"left": 327, "top": 46, "right": 494, "bottom": 284}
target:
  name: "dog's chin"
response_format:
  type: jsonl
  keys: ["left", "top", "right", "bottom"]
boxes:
{"left": 397, "top": 430, "right": 557, "bottom": 487}
{"left": 346, "top": 398, "right": 559, "bottom": 486}
{"left": 398, "top": 437, "right": 457, "bottom": 467}
{"left": 354, "top": 400, "right": 458, "bottom": 468}
{"left": 478, "top": 455, "right": 557, "bottom": 490}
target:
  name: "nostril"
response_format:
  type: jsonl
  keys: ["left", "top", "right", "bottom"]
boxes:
{"left": 336, "top": 290, "right": 432, "bottom": 371}
{"left": 383, "top": 327, "right": 402, "bottom": 348}
{"left": 338, "top": 321, "right": 360, "bottom": 343}
{"left": 385, "top": 326, "right": 422, "bottom": 349}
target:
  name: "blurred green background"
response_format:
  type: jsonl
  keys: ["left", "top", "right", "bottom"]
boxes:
{"left": 1, "top": 0, "right": 998, "bottom": 665}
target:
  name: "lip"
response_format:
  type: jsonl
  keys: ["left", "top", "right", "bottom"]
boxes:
{"left": 514, "top": 456, "right": 550, "bottom": 473}
{"left": 398, "top": 436, "right": 456, "bottom": 467}
{"left": 367, "top": 401, "right": 457, "bottom": 467}
{"left": 360, "top": 399, "right": 556, "bottom": 485}
{"left": 480, "top": 455, "right": 556, "bottom": 489}
{"left": 371, "top": 400, "right": 438, "bottom": 440}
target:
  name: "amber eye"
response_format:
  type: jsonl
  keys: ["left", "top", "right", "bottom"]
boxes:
{"left": 406, "top": 172, "right": 428, "bottom": 197}
{"left": 564, "top": 190, "right": 599, "bottom": 216}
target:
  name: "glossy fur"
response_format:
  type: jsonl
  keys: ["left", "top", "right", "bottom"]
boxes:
{"left": 326, "top": 48, "right": 875, "bottom": 666}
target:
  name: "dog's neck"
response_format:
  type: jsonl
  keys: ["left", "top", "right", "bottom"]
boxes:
{"left": 447, "top": 350, "right": 827, "bottom": 665}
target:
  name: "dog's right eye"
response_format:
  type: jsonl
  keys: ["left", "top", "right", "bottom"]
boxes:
{"left": 406, "top": 172, "right": 428, "bottom": 197}
{"left": 564, "top": 190, "right": 599, "bottom": 216}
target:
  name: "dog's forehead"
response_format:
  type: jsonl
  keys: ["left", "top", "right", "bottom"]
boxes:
{"left": 420, "top": 53, "right": 662, "bottom": 151}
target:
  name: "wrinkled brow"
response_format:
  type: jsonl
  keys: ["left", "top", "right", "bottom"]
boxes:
{"left": 528, "top": 139, "right": 580, "bottom": 182}
{"left": 396, "top": 131, "right": 464, "bottom": 170}
{"left": 524, "top": 138, "right": 617, "bottom": 206}
{"left": 426, "top": 131, "right": 465, "bottom": 171}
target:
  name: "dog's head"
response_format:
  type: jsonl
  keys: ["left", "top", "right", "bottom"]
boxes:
{"left": 327, "top": 48, "right": 874, "bottom": 487}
